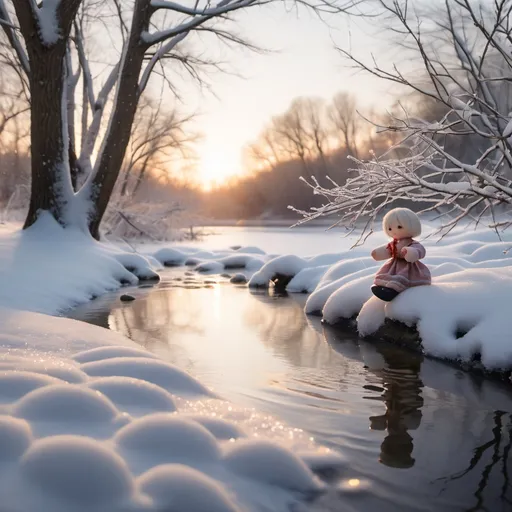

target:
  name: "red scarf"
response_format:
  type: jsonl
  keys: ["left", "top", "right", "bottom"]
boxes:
{"left": 387, "top": 239, "right": 399, "bottom": 258}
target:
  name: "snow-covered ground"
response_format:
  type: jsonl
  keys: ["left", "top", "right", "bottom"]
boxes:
{"left": 0, "top": 215, "right": 350, "bottom": 512}
{"left": 0, "top": 309, "right": 346, "bottom": 512}
{"left": 4, "top": 214, "right": 509, "bottom": 371}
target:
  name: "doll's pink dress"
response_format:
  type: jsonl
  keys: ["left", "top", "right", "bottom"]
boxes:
{"left": 374, "top": 237, "right": 431, "bottom": 293}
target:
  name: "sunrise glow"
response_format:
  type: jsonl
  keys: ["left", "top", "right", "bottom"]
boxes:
{"left": 198, "top": 145, "right": 242, "bottom": 191}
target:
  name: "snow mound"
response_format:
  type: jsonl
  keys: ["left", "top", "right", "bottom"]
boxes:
{"left": 286, "top": 265, "right": 330, "bottom": 293}
{"left": 115, "top": 414, "right": 221, "bottom": 465}
{"left": 219, "top": 254, "right": 266, "bottom": 270}
{"left": 0, "top": 214, "right": 161, "bottom": 315}
{"left": 224, "top": 439, "right": 323, "bottom": 492}
{"left": 0, "top": 312, "right": 345, "bottom": 512}
{"left": 111, "top": 253, "right": 160, "bottom": 281}
{"left": 138, "top": 464, "right": 240, "bottom": 512}
{"left": 0, "top": 371, "right": 63, "bottom": 403}
{"left": 0, "top": 416, "right": 32, "bottom": 461}
{"left": 248, "top": 226, "right": 512, "bottom": 371}
{"left": 305, "top": 267, "right": 376, "bottom": 315}
{"left": 1, "top": 359, "right": 88, "bottom": 383}
{"left": 81, "top": 356, "right": 215, "bottom": 397}
{"left": 178, "top": 224, "right": 512, "bottom": 371}
{"left": 249, "top": 255, "right": 308, "bottom": 287}
{"left": 88, "top": 376, "right": 177, "bottom": 415}
{"left": 196, "top": 254, "right": 266, "bottom": 274}
{"left": 72, "top": 345, "right": 160, "bottom": 364}
{"left": 152, "top": 247, "right": 187, "bottom": 266}
{"left": 323, "top": 275, "right": 374, "bottom": 324}
{"left": 13, "top": 384, "right": 119, "bottom": 435}
{"left": 82, "top": 357, "right": 214, "bottom": 397}
{"left": 20, "top": 435, "right": 134, "bottom": 506}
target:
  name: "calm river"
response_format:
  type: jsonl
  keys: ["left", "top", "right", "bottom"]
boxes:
{"left": 68, "top": 227, "right": 512, "bottom": 512}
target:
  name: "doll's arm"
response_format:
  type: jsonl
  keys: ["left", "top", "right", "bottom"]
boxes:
{"left": 401, "top": 242, "right": 426, "bottom": 263}
{"left": 371, "top": 244, "right": 391, "bottom": 261}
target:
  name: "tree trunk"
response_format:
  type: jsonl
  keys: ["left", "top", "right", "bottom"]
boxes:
{"left": 69, "top": 141, "right": 80, "bottom": 191}
{"left": 119, "top": 165, "right": 133, "bottom": 198}
{"left": 132, "top": 154, "right": 151, "bottom": 197}
{"left": 11, "top": 0, "right": 83, "bottom": 230}
{"left": 24, "top": 46, "right": 70, "bottom": 229}
{"left": 87, "top": 0, "right": 152, "bottom": 239}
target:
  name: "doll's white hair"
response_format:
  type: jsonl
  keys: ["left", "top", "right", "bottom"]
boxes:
{"left": 382, "top": 208, "right": 422, "bottom": 237}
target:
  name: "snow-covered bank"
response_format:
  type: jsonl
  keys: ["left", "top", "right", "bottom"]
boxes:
{"left": 168, "top": 224, "right": 512, "bottom": 375}
{"left": 0, "top": 214, "right": 160, "bottom": 315}
{"left": 0, "top": 217, "right": 357, "bottom": 511}
{"left": 0, "top": 309, "right": 348, "bottom": 512}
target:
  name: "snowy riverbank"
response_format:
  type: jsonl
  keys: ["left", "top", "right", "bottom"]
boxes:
{"left": 0, "top": 216, "right": 351, "bottom": 512}
{"left": 154, "top": 224, "right": 512, "bottom": 375}
{"left": 5, "top": 214, "right": 507, "bottom": 373}
{"left": 0, "top": 214, "right": 510, "bottom": 509}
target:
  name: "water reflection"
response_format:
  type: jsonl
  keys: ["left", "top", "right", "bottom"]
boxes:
{"left": 364, "top": 345, "right": 424, "bottom": 469}
{"left": 68, "top": 273, "right": 512, "bottom": 512}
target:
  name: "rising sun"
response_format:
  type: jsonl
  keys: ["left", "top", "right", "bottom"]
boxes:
{"left": 198, "top": 146, "right": 241, "bottom": 191}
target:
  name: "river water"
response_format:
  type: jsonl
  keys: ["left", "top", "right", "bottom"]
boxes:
{"left": 67, "top": 227, "right": 512, "bottom": 512}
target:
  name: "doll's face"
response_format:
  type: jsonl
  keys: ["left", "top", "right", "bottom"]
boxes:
{"left": 383, "top": 208, "right": 421, "bottom": 239}
{"left": 386, "top": 219, "right": 412, "bottom": 239}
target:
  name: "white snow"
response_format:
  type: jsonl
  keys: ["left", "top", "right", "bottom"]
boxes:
{"left": 35, "top": 0, "right": 61, "bottom": 46}
{"left": 0, "top": 214, "right": 159, "bottom": 314}
{"left": 1, "top": 212, "right": 511, "bottom": 511}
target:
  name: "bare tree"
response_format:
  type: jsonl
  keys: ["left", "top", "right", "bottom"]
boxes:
{"left": 119, "top": 97, "right": 196, "bottom": 198}
{"left": 248, "top": 97, "right": 330, "bottom": 176}
{"left": 0, "top": 0, "right": 355, "bottom": 239}
{"left": 246, "top": 126, "right": 283, "bottom": 172}
{"left": 329, "top": 91, "right": 360, "bottom": 158}
{"left": 294, "top": 0, "right": 512, "bottom": 240}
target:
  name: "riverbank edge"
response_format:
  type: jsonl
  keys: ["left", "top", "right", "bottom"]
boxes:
{"left": 325, "top": 316, "right": 512, "bottom": 383}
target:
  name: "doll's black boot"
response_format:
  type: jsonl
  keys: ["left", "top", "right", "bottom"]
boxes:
{"left": 371, "top": 286, "right": 399, "bottom": 302}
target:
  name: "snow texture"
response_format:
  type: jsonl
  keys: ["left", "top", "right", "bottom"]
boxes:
{"left": 0, "top": 309, "right": 335, "bottom": 512}
{"left": 0, "top": 214, "right": 156, "bottom": 314}
{"left": 1, "top": 214, "right": 510, "bottom": 511}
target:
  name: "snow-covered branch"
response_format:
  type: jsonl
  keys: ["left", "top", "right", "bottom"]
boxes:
{"left": 151, "top": 0, "right": 238, "bottom": 15}
{"left": 142, "top": 0, "right": 261, "bottom": 46}
{"left": 295, "top": 0, "right": 512, "bottom": 237}
{"left": 78, "top": 61, "right": 121, "bottom": 170}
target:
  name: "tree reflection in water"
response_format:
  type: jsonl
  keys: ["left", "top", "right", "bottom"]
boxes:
{"left": 436, "top": 410, "right": 512, "bottom": 511}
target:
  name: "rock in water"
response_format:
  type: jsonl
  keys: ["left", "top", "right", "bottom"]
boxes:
{"left": 230, "top": 274, "right": 247, "bottom": 284}
{"left": 120, "top": 294, "right": 136, "bottom": 302}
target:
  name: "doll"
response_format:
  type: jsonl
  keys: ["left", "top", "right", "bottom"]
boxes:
{"left": 371, "top": 208, "right": 431, "bottom": 302}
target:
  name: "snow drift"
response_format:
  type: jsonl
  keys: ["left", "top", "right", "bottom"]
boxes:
{"left": 0, "top": 309, "right": 345, "bottom": 512}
